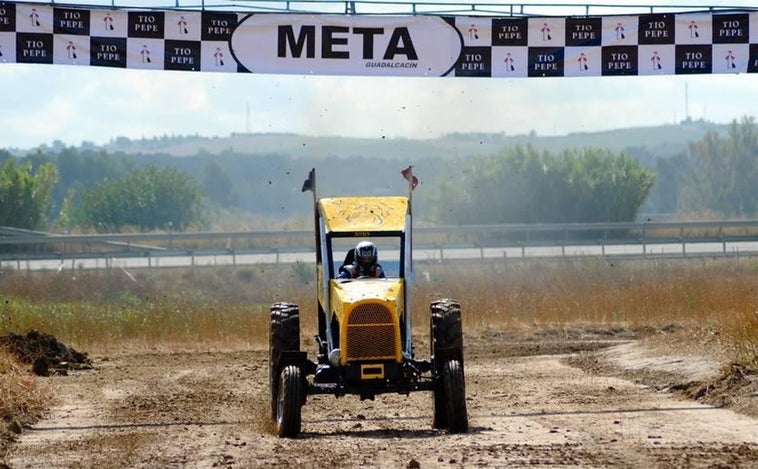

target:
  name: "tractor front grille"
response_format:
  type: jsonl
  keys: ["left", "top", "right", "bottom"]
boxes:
{"left": 345, "top": 303, "right": 398, "bottom": 361}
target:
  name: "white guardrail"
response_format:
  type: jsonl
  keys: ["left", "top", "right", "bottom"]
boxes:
{"left": 0, "top": 220, "right": 756, "bottom": 271}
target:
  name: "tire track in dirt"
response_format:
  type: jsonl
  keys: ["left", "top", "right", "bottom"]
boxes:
{"left": 6, "top": 340, "right": 758, "bottom": 468}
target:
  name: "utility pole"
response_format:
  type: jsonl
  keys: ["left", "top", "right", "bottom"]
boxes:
{"left": 685, "top": 83, "right": 690, "bottom": 121}
{"left": 246, "top": 102, "right": 251, "bottom": 133}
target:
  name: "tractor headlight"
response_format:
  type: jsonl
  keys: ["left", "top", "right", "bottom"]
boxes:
{"left": 329, "top": 348, "right": 342, "bottom": 366}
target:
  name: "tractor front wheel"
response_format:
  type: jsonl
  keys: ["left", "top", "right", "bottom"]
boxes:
{"left": 276, "top": 364, "right": 304, "bottom": 438}
{"left": 432, "top": 384, "right": 447, "bottom": 429}
{"left": 441, "top": 359, "right": 468, "bottom": 433}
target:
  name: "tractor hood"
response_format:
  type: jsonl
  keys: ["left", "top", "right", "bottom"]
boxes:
{"left": 329, "top": 278, "right": 404, "bottom": 321}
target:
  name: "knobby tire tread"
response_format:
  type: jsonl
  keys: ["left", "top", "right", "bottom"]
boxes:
{"left": 442, "top": 359, "right": 468, "bottom": 433}
{"left": 276, "top": 364, "right": 303, "bottom": 438}
{"left": 269, "top": 302, "right": 300, "bottom": 420}
{"left": 430, "top": 299, "right": 463, "bottom": 352}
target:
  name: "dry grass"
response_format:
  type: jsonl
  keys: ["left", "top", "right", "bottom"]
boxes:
{"left": 416, "top": 258, "right": 754, "bottom": 325}
{"left": 0, "top": 349, "right": 52, "bottom": 420}
{"left": 0, "top": 258, "right": 756, "bottom": 363}
{"left": 416, "top": 258, "right": 757, "bottom": 365}
{"left": 0, "top": 348, "right": 54, "bottom": 457}
{"left": 719, "top": 307, "right": 758, "bottom": 366}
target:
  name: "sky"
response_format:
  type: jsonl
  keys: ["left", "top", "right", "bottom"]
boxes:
{"left": 1, "top": 0, "right": 757, "bottom": 150}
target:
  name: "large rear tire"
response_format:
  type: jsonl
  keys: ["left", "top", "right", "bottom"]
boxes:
{"left": 430, "top": 299, "right": 465, "bottom": 432}
{"left": 269, "top": 303, "right": 300, "bottom": 420}
{"left": 276, "top": 364, "right": 304, "bottom": 438}
{"left": 441, "top": 359, "right": 468, "bottom": 433}
{"left": 432, "top": 385, "right": 447, "bottom": 429}
{"left": 430, "top": 299, "right": 463, "bottom": 352}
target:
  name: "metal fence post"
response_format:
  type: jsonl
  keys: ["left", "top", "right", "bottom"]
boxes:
{"left": 720, "top": 226, "right": 726, "bottom": 254}
{"left": 562, "top": 228, "right": 568, "bottom": 257}
{"left": 641, "top": 225, "right": 647, "bottom": 257}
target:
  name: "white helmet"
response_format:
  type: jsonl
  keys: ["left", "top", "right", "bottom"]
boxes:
{"left": 355, "top": 241, "right": 377, "bottom": 270}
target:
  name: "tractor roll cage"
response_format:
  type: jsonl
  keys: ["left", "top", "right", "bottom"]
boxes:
{"left": 318, "top": 227, "right": 414, "bottom": 359}
{"left": 325, "top": 230, "right": 407, "bottom": 279}
{"left": 314, "top": 194, "right": 414, "bottom": 361}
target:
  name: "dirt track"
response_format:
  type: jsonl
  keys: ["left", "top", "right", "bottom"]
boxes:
{"left": 5, "top": 333, "right": 758, "bottom": 468}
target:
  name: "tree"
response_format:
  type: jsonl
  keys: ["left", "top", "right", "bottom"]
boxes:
{"left": 433, "top": 146, "right": 655, "bottom": 224}
{"left": 558, "top": 148, "right": 656, "bottom": 223}
{"left": 679, "top": 116, "right": 757, "bottom": 217}
{"left": 76, "top": 164, "right": 204, "bottom": 232}
{"left": 645, "top": 154, "right": 686, "bottom": 215}
{"left": 203, "top": 161, "right": 239, "bottom": 207}
{"left": 0, "top": 159, "right": 58, "bottom": 230}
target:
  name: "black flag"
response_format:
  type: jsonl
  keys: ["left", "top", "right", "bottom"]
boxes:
{"left": 302, "top": 168, "right": 315, "bottom": 192}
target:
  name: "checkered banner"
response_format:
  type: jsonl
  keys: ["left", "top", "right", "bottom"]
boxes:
{"left": 1, "top": 2, "right": 756, "bottom": 77}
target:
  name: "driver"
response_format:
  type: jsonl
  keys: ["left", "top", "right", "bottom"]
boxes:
{"left": 338, "top": 241, "right": 385, "bottom": 279}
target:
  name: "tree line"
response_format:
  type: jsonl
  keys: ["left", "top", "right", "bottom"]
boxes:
{"left": 0, "top": 116, "right": 754, "bottom": 233}
{"left": 432, "top": 147, "right": 656, "bottom": 224}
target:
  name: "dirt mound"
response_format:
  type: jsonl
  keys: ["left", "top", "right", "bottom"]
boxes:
{"left": 0, "top": 330, "right": 92, "bottom": 376}
{"left": 566, "top": 345, "right": 758, "bottom": 419}
{"left": 672, "top": 362, "right": 758, "bottom": 417}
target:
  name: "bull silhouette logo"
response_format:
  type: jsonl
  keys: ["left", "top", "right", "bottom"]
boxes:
{"left": 541, "top": 23, "right": 552, "bottom": 41}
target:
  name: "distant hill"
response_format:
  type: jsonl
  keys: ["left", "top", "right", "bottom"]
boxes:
{"left": 3, "top": 117, "right": 745, "bottom": 222}
{"left": 94, "top": 118, "right": 730, "bottom": 161}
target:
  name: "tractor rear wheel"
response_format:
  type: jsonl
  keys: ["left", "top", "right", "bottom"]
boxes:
{"left": 441, "top": 359, "right": 468, "bottom": 433}
{"left": 430, "top": 299, "right": 466, "bottom": 432}
{"left": 269, "top": 302, "right": 300, "bottom": 420}
{"left": 430, "top": 299, "right": 463, "bottom": 352}
{"left": 432, "top": 384, "right": 447, "bottom": 429}
{"left": 276, "top": 364, "right": 304, "bottom": 438}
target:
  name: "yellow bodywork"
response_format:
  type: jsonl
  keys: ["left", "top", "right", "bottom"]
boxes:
{"left": 319, "top": 197, "right": 408, "bottom": 233}
{"left": 329, "top": 278, "right": 404, "bottom": 365}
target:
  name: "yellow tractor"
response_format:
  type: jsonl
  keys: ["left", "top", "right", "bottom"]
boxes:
{"left": 269, "top": 168, "right": 467, "bottom": 437}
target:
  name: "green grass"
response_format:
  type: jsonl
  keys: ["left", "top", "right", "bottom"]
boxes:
{"left": 0, "top": 265, "right": 313, "bottom": 353}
